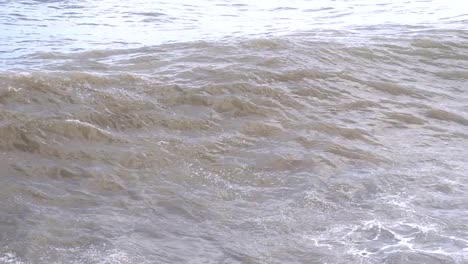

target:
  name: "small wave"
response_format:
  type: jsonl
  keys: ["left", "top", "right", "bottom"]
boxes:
{"left": 384, "top": 112, "right": 427, "bottom": 125}
{"left": 425, "top": 109, "right": 468, "bottom": 126}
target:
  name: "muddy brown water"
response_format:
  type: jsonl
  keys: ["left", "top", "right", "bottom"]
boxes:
{"left": 1, "top": 0, "right": 467, "bottom": 263}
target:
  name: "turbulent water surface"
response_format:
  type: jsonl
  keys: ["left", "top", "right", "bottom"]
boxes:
{"left": 1, "top": 0, "right": 468, "bottom": 263}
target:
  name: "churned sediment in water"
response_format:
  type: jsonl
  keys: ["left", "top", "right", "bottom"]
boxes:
{"left": 1, "top": 0, "right": 468, "bottom": 263}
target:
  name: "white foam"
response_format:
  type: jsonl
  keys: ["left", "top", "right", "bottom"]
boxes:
{"left": 0, "top": 252, "right": 27, "bottom": 264}
{"left": 65, "top": 119, "right": 113, "bottom": 136}
{"left": 339, "top": 219, "right": 468, "bottom": 262}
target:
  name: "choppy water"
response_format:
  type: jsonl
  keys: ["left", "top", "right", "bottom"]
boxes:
{"left": 1, "top": 0, "right": 468, "bottom": 263}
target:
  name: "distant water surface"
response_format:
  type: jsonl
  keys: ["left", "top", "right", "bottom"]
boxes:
{"left": 1, "top": 0, "right": 467, "bottom": 62}
{"left": 0, "top": 0, "right": 467, "bottom": 263}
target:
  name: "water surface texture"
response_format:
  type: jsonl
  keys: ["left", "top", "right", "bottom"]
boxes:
{"left": 1, "top": 0, "right": 468, "bottom": 263}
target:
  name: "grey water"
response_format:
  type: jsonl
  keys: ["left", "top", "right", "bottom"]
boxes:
{"left": 0, "top": 0, "right": 468, "bottom": 263}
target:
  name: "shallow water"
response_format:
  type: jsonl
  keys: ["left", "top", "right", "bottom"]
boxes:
{"left": 1, "top": 0, "right": 468, "bottom": 263}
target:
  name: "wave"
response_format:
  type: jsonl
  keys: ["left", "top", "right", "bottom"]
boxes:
{"left": 1, "top": 30, "right": 467, "bottom": 263}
